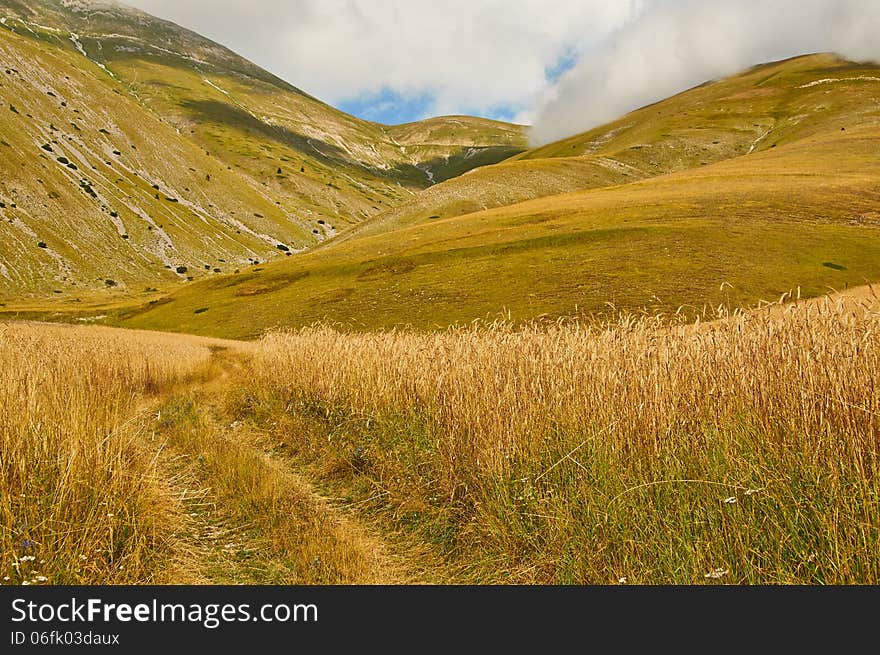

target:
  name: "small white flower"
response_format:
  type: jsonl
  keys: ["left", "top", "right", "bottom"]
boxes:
{"left": 21, "top": 580, "right": 30, "bottom": 585}
{"left": 618, "top": 577, "right": 628, "bottom": 584}
{"left": 21, "top": 555, "right": 35, "bottom": 562}
{"left": 745, "top": 488, "right": 764, "bottom": 496}
{"left": 34, "top": 576, "right": 47, "bottom": 582}
{"left": 704, "top": 568, "right": 729, "bottom": 579}
{"left": 106, "top": 513, "right": 114, "bottom": 518}
{"left": 3, "top": 576, "right": 9, "bottom": 581}
{"left": 723, "top": 496, "right": 737, "bottom": 504}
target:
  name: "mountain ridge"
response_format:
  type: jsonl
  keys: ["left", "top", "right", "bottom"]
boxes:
{"left": 0, "top": 0, "right": 526, "bottom": 301}
{"left": 342, "top": 52, "right": 879, "bottom": 243}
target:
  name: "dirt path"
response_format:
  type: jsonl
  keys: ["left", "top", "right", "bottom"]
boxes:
{"left": 153, "top": 346, "right": 429, "bottom": 585}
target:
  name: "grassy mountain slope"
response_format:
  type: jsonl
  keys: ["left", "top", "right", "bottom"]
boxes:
{"left": 116, "top": 118, "right": 880, "bottom": 337}
{"left": 0, "top": 25, "right": 306, "bottom": 300}
{"left": 105, "top": 54, "right": 880, "bottom": 337}
{"left": 386, "top": 115, "right": 526, "bottom": 184}
{"left": 348, "top": 54, "right": 880, "bottom": 240}
{"left": 0, "top": 0, "right": 524, "bottom": 301}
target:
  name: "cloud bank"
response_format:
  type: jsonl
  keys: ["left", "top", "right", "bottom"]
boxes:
{"left": 124, "top": 0, "right": 880, "bottom": 139}
{"left": 530, "top": 0, "right": 880, "bottom": 145}
{"left": 125, "top": 0, "right": 637, "bottom": 123}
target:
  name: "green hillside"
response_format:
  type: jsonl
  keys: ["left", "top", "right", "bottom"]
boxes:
{"left": 346, "top": 54, "right": 880, "bottom": 241}
{"left": 110, "top": 54, "right": 880, "bottom": 338}
{"left": 0, "top": 0, "right": 524, "bottom": 301}
{"left": 386, "top": 115, "right": 526, "bottom": 184}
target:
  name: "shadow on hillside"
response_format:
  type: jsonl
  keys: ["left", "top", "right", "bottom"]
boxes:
{"left": 182, "top": 100, "right": 524, "bottom": 189}
{"left": 182, "top": 99, "right": 350, "bottom": 162}
{"left": 417, "top": 146, "right": 526, "bottom": 184}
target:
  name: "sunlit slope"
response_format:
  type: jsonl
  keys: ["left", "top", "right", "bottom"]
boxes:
{"left": 385, "top": 116, "right": 526, "bottom": 184}
{"left": 337, "top": 156, "right": 636, "bottom": 243}
{"left": 0, "top": 1, "right": 524, "bottom": 300}
{"left": 116, "top": 124, "right": 880, "bottom": 337}
{"left": 349, "top": 54, "right": 880, "bottom": 240}
{"left": 522, "top": 54, "right": 880, "bottom": 162}
{"left": 0, "top": 26, "right": 313, "bottom": 299}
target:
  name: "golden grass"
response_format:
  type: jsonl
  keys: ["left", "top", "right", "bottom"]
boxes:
{"left": 0, "top": 322, "right": 410, "bottom": 585}
{"left": 4, "top": 288, "right": 878, "bottom": 585}
{"left": 0, "top": 323, "right": 217, "bottom": 584}
{"left": 154, "top": 381, "right": 411, "bottom": 585}
{"left": 245, "top": 291, "right": 880, "bottom": 583}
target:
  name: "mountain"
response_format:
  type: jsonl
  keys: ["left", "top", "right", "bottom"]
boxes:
{"left": 109, "top": 53, "right": 880, "bottom": 337}
{"left": 344, "top": 53, "right": 880, "bottom": 240}
{"left": 0, "top": 0, "right": 526, "bottom": 301}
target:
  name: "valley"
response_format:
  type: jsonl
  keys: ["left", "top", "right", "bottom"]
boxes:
{"left": 0, "top": 0, "right": 525, "bottom": 300}
{"left": 114, "top": 54, "right": 880, "bottom": 337}
{"left": 2, "top": 1, "right": 879, "bottom": 587}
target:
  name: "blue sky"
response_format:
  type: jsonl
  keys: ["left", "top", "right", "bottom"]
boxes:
{"left": 338, "top": 89, "right": 437, "bottom": 125}
{"left": 544, "top": 48, "right": 579, "bottom": 83}
{"left": 338, "top": 53, "right": 578, "bottom": 125}
{"left": 338, "top": 89, "right": 534, "bottom": 126}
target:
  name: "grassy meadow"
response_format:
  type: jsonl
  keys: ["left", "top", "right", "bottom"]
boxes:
{"left": 0, "top": 324, "right": 217, "bottom": 584}
{"left": 4, "top": 287, "right": 878, "bottom": 584}
{"left": 240, "top": 291, "right": 880, "bottom": 584}
{"left": 115, "top": 125, "right": 880, "bottom": 338}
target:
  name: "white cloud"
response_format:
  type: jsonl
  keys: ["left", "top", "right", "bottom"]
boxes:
{"left": 122, "top": 1, "right": 880, "bottom": 139}
{"left": 530, "top": 0, "right": 880, "bottom": 145}
{"left": 123, "top": 0, "right": 638, "bottom": 121}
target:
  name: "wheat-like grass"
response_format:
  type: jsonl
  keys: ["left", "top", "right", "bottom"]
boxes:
{"left": 249, "top": 293, "right": 880, "bottom": 583}
{"left": 3, "top": 290, "right": 878, "bottom": 584}
{"left": 0, "top": 323, "right": 216, "bottom": 584}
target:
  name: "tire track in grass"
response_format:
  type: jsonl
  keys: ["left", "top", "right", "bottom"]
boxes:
{"left": 153, "top": 345, "right": 421, "bottom": 584}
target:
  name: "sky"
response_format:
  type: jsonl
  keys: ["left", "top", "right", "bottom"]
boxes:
{"left": 123, "top": 0, "right": 641, "bottom": 125}
{"left": 124, "top": 0, "right": 879, "bottom": 144}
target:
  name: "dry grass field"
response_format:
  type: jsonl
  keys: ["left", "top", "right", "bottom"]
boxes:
{"left": 241, "top": 289, "right": 880, "bottom": 583}
{"left": 0, "top": 323, "right": 411, "bottom": 585}
{"left": 6, "top": 287, "right": 876, "bottom": 585}
{"left": 2, "top": 2, "right": 878, "bottom": 591}
{"left": 0, "top": 324, "right": 218, "bottom": 584}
